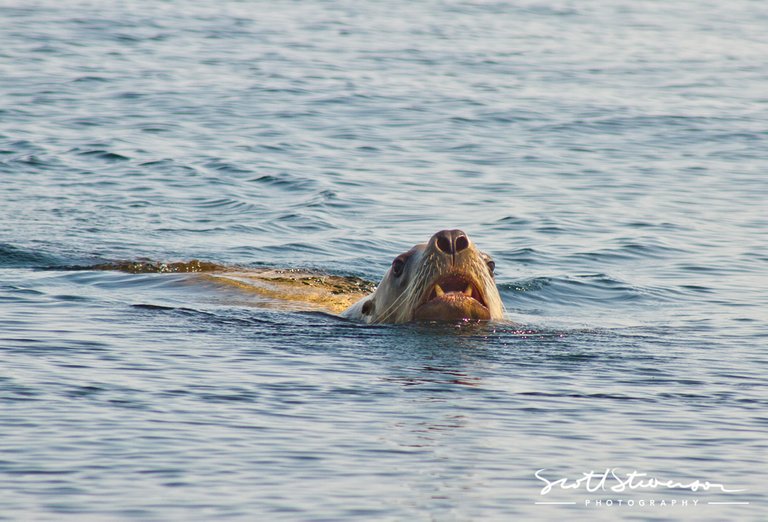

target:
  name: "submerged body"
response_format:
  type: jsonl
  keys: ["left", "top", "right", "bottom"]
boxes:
{"left": 342, "top": 229, "right": 504, "bottom": 323}
{"left": 83, "top": 230, "right": 503, "bottom": 323}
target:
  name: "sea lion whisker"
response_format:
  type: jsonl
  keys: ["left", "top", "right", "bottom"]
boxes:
{"left": 374, "top": 266, "right": 424, "bottom": 323}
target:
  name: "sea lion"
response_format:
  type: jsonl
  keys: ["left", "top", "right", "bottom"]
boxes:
{"left": 81, "top": 230, "right": 503, "bottom": 322}
{"left": 342, "top": 229, "right": 504, "bottom": 323}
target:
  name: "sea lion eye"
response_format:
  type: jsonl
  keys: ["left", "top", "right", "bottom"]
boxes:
{"left": 392, "top": 256, "right": 406, "bottom": 277}
{"left": 487, "top": 260, "right": 495, "bottom": 275}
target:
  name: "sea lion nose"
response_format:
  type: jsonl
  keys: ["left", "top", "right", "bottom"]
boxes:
{"left": 434, "top": 229, "right": 470, "bottom": 255}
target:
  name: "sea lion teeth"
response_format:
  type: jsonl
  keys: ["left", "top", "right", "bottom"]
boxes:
{"left": 434, "top": 284, "right": 445, "bottom": 297}
{"left": 464, "top": 284, "right": 473, "bottom": 297}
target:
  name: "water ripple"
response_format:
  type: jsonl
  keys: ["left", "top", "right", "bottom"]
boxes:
{"left": 1, "top": 0, "right": 766, "bottom": 519}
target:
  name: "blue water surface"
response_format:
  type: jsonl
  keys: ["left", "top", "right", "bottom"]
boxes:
{"left": 1, "top": 1, "right": 767, "bottom": 520}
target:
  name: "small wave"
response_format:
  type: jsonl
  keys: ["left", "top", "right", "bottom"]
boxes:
{"left": 131, "top": 303, "right": 206, "bottom": 315}
{"left": 249, "top": 174, "right": 318, "bottom": 192}
{"left": 66, "top": 117, "right": 114, "bottom": 128}
{"left": 493, "top": 215, "right": 532, "bottom": 226}
{"left": 71, "top": 76, "right": 109, "bottom": 83}
{"left": 2, "top": 154, "right": 53, "bottom": 168}
{"left": 75, "top": 149, "right": 130, "bottom": 162}
{"left": 190, "top": 197, "right": 263, "bottom": 213}
{"left": 501, "top": 274, "right": 670, "bottom": 307}
{"left": 517, "top": 391, "right": 655, "bottom": 403}
{"left": 298, "top": 189, "right": 343, "bottom": 210}
{"left": 537, "top": 114, "right": 738, "bottom": 135}
{"left": 203, "top": 160, "right": 251, "bottom": 175}
{"left": 502, "top": 247, "right": 544, "bottom": 264}
{"left": 0, "top": 244, "right": 61, "bottom": 268}
{"left": 568, "top": 239, "right": 688, "bottom": 262}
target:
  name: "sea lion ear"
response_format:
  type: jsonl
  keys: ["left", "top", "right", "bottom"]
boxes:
{"left": 362, "top": 299, "right": 375, "bottom": 316}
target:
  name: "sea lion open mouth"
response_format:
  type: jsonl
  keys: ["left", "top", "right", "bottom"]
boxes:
{"left": 414, "top": 273, "right": 490, "bottom": 321}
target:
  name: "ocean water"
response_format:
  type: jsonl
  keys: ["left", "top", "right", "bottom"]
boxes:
{"left": 1, "top": 0, "right": 767, "bottom": 520}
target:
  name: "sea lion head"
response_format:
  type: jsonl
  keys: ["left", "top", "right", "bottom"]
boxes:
{"left": 344, "top": 229, "right": 504, "bottom": 324}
